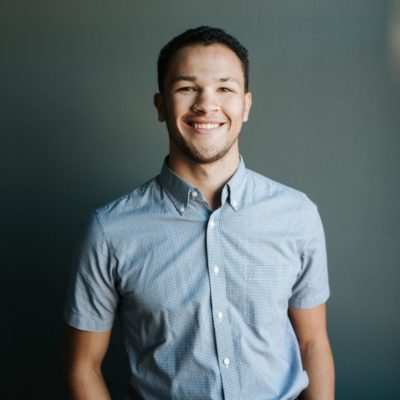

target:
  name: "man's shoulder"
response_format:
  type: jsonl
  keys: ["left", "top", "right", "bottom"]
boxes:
{"left": 245, "top": 167, "right": 316, "bottom": 210}
{"left": 91, "top": 175, "right": 161, "bottom": 228}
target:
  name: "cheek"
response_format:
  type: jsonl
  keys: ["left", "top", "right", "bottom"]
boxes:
{"left": 226, "top": 101, "right": 248, "bottom": 122}
{"left": 167, "top": 98, "right": 192, "bottom": 119}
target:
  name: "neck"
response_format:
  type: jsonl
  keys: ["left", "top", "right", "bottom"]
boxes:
{"left": 168, "top": 151, "right": 240, "bottom": 210}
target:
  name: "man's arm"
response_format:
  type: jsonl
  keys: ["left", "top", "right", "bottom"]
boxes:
{"left": 289, "top": 303, "right": 335, "bottom": 400}
{"left": 63, "top": 324, "right": 112, "bottom": 400}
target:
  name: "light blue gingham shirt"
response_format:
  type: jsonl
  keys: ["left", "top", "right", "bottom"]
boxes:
{"left": 64, "top": 157, "right": 329, "bottom": 400}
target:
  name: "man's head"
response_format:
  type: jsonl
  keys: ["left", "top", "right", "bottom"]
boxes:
{"left": 154, "top": 27, "right": 252, "bottom": 165}
{"left": 157, "top": 26, "right": 250, "bottom": 94}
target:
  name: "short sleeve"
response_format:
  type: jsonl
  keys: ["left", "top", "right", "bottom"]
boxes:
{"left": 289, "top": 202, "right": 330, "bottom": 308}
{"left": 63, "top": 212, "right": 118, "bottom": 332}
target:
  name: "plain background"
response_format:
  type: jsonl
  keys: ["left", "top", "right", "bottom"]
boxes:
{"left": 2, "top": 0, "right": 400, "bottom": 398}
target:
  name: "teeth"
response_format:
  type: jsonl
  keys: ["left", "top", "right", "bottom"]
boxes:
{"left": 192, "top": 123, "right": 220, "bottom": 130}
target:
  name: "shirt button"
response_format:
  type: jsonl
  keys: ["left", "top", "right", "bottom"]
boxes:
{"left": 217, "top": 311, "right": 223, "bottom": 321}
{"left": 213, "top": 265, "right": 219, "bottom": 275}
{"left": 232, "top": 198, "right": 238, "bottom": 207}
{"left": 179, "top": 206, "right": 185, "bottom": 213}
{"left": 223, "top": 358, "right": 230, "bottom": 366}
{"left": 209, "top": 220, "right": 215, "bottom": 229}
{"left": 191, "top": 190, "right": 198, "bottom": 198}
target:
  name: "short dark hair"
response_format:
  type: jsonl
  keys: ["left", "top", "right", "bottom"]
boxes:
{"left": 157, "top": 26, "right": 249, "bottom": 93}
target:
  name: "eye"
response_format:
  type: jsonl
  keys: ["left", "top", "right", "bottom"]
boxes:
{"left": 177, "top": 86, "right": 197, "bottom": 92}
{"left": 219, "top": 87, "right": 233, "bottom": 93}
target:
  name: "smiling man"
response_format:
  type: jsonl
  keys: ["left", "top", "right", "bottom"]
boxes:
{"left": 64, "top": 26, "right": 335, "bottom": 400}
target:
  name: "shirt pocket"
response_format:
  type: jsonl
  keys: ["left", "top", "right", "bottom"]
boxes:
{"left": 245, "top": 264, "right": 297, "bottom": 330}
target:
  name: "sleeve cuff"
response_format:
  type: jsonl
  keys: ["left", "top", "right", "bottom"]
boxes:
{"left": 63, "top": 310, "right": 114, "bottom": 332}
{"left": 289, "top": 289, "right": 330, "bottom": 309}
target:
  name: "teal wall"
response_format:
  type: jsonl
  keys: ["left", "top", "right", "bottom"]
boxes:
{"left": 2, "top": 1, "right": 399, "bottom": 398}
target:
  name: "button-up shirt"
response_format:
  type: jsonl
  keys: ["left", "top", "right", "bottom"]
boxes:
{"left": 64, "top": 157, "right": 330, "bottom": 400}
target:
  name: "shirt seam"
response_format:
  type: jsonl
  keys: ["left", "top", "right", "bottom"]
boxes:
{"left": 298, "top": 198, "right": 319, "bottom": 270}
{"left": 93, "top": 210, "right": 119, "bottom": 272}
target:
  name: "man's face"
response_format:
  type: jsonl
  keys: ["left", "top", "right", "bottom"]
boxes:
{"left": 155, "top": 44, "right": 252, "bottom": 164}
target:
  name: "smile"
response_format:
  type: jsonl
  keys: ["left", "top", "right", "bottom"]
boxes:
{"left": 187, "top": 121, "right": 225, "bottom": 130}
{"left": 192, "top": 123, "right": 220, "bottom": 129}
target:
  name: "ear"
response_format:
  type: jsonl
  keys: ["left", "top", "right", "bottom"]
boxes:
{"left": 242, "top": 91, "right": 252, "bottom": 122}
{"left": 154, "top": 93, "right": 165, "bottom": 122}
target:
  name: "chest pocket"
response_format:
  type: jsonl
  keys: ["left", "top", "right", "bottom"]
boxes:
{"left": 245, "top": 264, "right": 297, "bottom": 330}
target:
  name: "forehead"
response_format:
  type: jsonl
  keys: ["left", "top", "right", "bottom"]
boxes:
{"left": 165, "top": 44, "right": 245, "bottom": 84}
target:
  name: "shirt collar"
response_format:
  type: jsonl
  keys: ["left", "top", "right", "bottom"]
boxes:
{"left": 158, "top": 159, "right": 193, "bottom": 215}
{"left": 158, "top": 156, "right": 247, "bottom": 215}
{"left": 225, "top": 156, "right": 247, "bottom": 211}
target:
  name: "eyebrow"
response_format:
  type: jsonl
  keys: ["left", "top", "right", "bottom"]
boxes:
{"left": 219, "top": 77, "right": 240, "bottom": 85}
{"left": 171, "top": 75, "right": 196, "bottom": 84}
{"left": 171, "top": 75, "right": 241, "bottom": 85}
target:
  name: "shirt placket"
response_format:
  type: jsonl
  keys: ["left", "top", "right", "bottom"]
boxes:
{"left": 206, "top": 208, "right": 240, "bottom": 400}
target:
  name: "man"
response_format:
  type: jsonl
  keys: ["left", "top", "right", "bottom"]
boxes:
{"left": 64, "top": 26, "right": 335, "bottom": 400}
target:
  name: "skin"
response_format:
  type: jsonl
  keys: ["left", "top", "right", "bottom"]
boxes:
{"left": 64, "top": 43, "right": 335, "bottom": 400}
{"left": 63, "top": 325, "right": 112, "bottom": 400}
{"left": 289, "top": 304, "right": 335, "bottom": 400}
{"left": 154, "top": 44, "right": 252, "bottom": 209}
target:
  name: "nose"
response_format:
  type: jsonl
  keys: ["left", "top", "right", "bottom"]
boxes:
{"left": 191, "top": 89, "right": 220, "bottom": 114}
